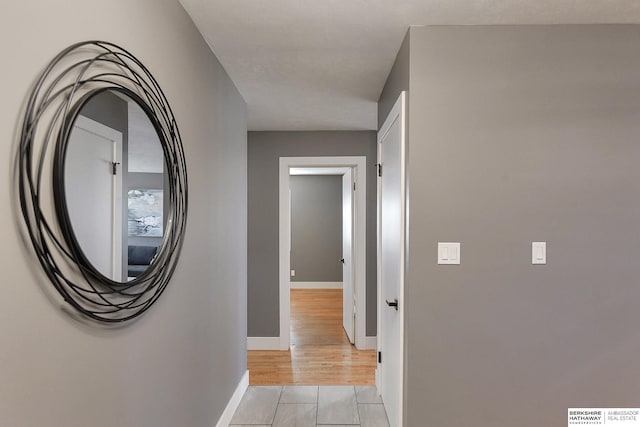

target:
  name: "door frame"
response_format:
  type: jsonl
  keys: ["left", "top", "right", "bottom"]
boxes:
{"left": 376, "top": 91, "right": 406, "bottom": 425}
{"left": 279, "top": 156, "right": 368, "bottom": 350}
{"left": 340, "top": 168, "right": 355, "bottom": 343}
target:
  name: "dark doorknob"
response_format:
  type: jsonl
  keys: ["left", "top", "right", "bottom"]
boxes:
{"left": 385, "top": 299, "right": 398, "bottom": 311}
{"left": 340, "top": 258, "right": 345, "bottom": 264}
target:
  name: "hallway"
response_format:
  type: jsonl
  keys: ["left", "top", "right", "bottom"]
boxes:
{"left": 248, "top": 289, "right": 376, "bottom": 385}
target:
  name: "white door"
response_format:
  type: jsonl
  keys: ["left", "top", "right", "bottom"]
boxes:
{"left": 342, "top": 169, "right": 355, "bottom": 343}
{"left": 377, "top": 92, "right": 406, "bottom": 427}
{"left": 65, "top": 115, "right": 123, "bottom": 281}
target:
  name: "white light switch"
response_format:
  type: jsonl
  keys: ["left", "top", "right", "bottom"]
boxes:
{"left": 438, "top": 242, "right": 460, "bottom": 265}
{"left": 532, "top": 242, "right": 546, "bottom": 264}
{"left": 291, "top": 270, "right": 296, "bottom": 277}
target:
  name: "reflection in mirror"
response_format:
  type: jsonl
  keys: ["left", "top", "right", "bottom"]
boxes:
{"left": 65, "top": 90, "right": 166, "bottom": 282}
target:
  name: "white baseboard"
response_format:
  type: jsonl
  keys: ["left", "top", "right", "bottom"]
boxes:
{"left": 290, "top": 281, "right": 343, "bottom": 289}
{"left": 361, "top": 336, "right": 377, "bottom": 350}
{"left": 247, "top": 337, "right": 281, "bottom": 350}
{"left": 215, "top": 370, "right": 249, "bottom": 427}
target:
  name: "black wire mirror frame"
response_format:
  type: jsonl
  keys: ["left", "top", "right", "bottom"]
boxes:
{"left": 18, "top": 41, "right": 188, "bottom": 323}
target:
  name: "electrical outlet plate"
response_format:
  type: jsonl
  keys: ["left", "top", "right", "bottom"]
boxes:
{"left": 438, "top": 242, "right": 460, "bottom": 265}
{"left": 532, "top": 242, "right": 546, "bottom": 264}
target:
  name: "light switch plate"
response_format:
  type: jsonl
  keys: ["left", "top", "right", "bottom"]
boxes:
{"left": 532, "top": 242, "right": 546, "bottom": 264}
{"left": 291, "top": 270, "right": 296, "bottom": 277}
{"left": 438, "top": 242, "right": 461, "bottom": 265}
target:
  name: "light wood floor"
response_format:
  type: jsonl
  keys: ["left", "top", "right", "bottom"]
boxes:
{"left": 248, "top": 289, "right": 376, "bottom": 385}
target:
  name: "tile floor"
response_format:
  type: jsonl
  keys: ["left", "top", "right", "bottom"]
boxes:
{"left": 229, "top": 385, "right": 389, "bottom": 426}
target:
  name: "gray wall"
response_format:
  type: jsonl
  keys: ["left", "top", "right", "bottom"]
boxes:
{"left": 248, "top": 131, "right": 377, "bottom": 337}
{"left": 290, "top": 175, "right": 343, "bottom": 283}
{"left": 396, "top": 25, "right": 640, "bottom": 427}
{"left": 378, "top": 29, "right": 410, "bottom": 130}
{"left": 0, "top": 1, "right": 247, "bottom": 427}
{"left": 81, "top": 91, "right": 129, "bottom": 135}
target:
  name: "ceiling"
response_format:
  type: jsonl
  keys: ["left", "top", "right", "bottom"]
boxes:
{"left": 178, "top": 0, "right": 640, "bottom": 131}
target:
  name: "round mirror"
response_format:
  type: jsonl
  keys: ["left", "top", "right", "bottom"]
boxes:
{"left": 61, "top": 89, "right": 167, "bottom": 283}
{"left": 20, "top": 41, "right": 187, "bottom": 322}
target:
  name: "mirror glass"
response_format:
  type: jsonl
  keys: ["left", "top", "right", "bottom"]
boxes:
{"left": 64, "top": 90, "right": 167, "bottom": 282}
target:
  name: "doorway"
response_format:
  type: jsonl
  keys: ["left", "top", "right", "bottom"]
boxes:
{"left": 247, "top": 156, "right": 375, "bottom": 385}
{"left": 376, "top": 92, "right": 406, "bottom": 427}
{"left": 279, "top": 156, "right": 368, "bottom": 351}
{"left": 289, "top": 167, "right": 353, "bottom": 345}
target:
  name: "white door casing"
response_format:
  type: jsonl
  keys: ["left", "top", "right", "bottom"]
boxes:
{"left": 65, "top": 115, "right": 123, "bottom": 281}
{"left": 342, "top": 169, "right": 355, "bottom": 344}
{"left": 377, "top": 92, "right": 406, "bottom": 427}
{"left": 279, "top": 156, "right": 368, "bottom": 350}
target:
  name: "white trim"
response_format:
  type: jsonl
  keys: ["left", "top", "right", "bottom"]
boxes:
{"left": 279, "top": 161, "right": 291, "bottom": 350}
{"left": 377, "top": 91, "right": 406, "bottom": 427}
{"left": 247, "top": 337, "right": 281, "bottom": 350}
{"left": 290, "top": 281, "right": 343, "bottom": 289}
{"left": 399, "top": 91, "right": 407, "bottom": 427}
{"left": 279, "top": 156, "right": 368, "bottom": 350}
{"left": 362, "top": 336, "right": 377, "bottom": 350}
{"left": 214, "top": 370, "right": 249, "bottom": 427}
{"left": 290, "top": 167, "right": 350, "bottom": 175}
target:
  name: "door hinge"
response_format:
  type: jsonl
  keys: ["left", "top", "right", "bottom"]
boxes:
{"left": 353, "top": 182, "right": 356, "bottom": 191}
{"left": 112, "top": 161, "right": 121, "bottom": 175}
{"left": 378, "top": 351, "right": 382, "bottom": 363}
{"left": 377, "top": 163, "right": 382, "bottom": 177}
